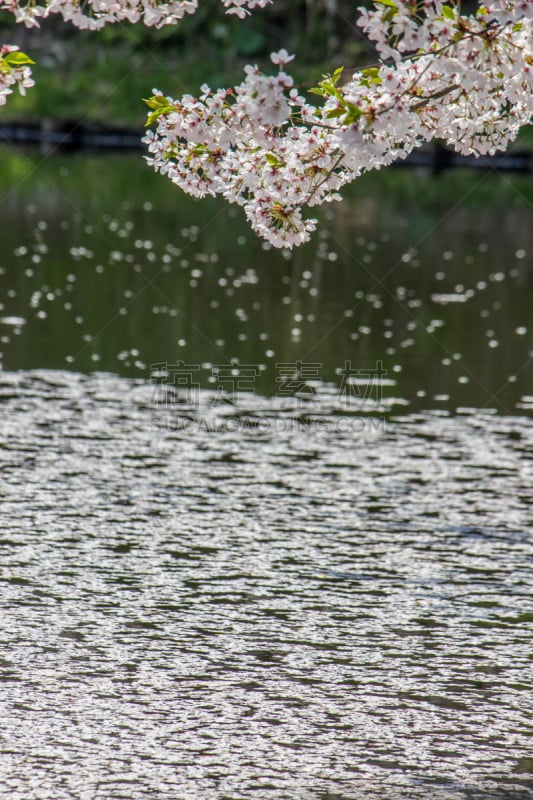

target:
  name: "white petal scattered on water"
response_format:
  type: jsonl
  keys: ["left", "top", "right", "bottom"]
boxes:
{"left": 0, "top": 316, "right": 26, "bottom": 326}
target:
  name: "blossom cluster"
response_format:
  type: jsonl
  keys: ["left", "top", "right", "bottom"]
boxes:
{"left": 0, "top": 0, "right": 271, "bottom": 30}
{"left": 1, "top": 0, "right": 532, "bottom": 249}
{"left": 0, "top": 45, "right": 35, "bottom": 106}
{"left": 0, "top": 0, "right": 270, "bottom": 106}
{"left": 145, "top": 0, "right": 533, "bottom": 247}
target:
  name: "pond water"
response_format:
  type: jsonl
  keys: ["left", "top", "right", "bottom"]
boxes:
{"left": 0, "top": 146, "right": 532, "bottom": 800}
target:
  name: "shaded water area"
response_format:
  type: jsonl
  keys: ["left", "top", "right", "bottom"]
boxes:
{"left": 0, "top": 146, "right": 532, "bottom": 799}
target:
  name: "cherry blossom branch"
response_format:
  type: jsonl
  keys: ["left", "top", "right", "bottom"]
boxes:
{"left": 143, "top": 1, "right": 532, "bottom": 248}
{"left": 0, "top": 0, "right": 272, "bottom": 103}
{"left": 0, "top": 0, "right": 272, "bottom": 31}
{"left": 0, "top": 45, "right": 34, "bottom": 106}
{"left": 1, "top": 0, "right": 531, "bottom": 252}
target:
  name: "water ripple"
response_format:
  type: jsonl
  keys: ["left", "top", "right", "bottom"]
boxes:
{"left": 0, "top": 370, "right": 531, "bottom": 800}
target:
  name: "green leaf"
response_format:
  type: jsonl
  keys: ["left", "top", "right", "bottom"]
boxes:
{"left": 321, "top": 82, "right": 338, "bottom": 98}
{"left": 344, "top": 103, "right": 363, "bottom": 124}
{"left": 144, "top": 94, "right": 174, "bottom": 126}
{"left": 143, "top": 95, "right": 171, "bottom": 110}
{"left": 143, "top": 97, "right": 163, "bottom": 110}
{"left": 145, "top": 108, "right": 169, "bottom": 127}
{"left": 325, "top": 107, "right": 346, "bottom": 119}
{"left": 265, "top": 153, "right": 284, "bottom": 167}
{"left": 382, "top": 7, "right": 397, "bottom": 21}
{"left": 310, "top": 68, "right": 345, "bottom": 99}
{"left": 374, "top": 0, "right": 397, "bottom": 8}
{"left": 2, "top": 51, "right": 35, "bottom": 67}
{"left": 441, "top": 4, "right": 455, "bottom": 19}
{"left": 346, "top": 102, "right": 362, "bottom": 116}
{"left": 145, "top": 111, "right": 161, "bottom": 127}
{"left": 360, "top": 67, "right": 383, "bottom": 87}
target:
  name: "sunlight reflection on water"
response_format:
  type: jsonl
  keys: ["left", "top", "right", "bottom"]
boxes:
{"left": 0, "top": 370, "right": 531, "bottom": 799}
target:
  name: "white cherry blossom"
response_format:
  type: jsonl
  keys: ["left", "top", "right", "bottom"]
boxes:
{"left": 0, "top": 0, "right": 271, "bottom": 30}
{"left": 0, "top": 0, "right": 531, "bottom": 249}
{"left": 0, "top": 45, "right": 35, "bottom": 106}
{"left": 144, "top": 1, "right": 533, "bottom": 247}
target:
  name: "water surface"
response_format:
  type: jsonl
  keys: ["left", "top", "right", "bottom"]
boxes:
{"left": 0, "top": 147, "right": 532, "bottom": 799}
